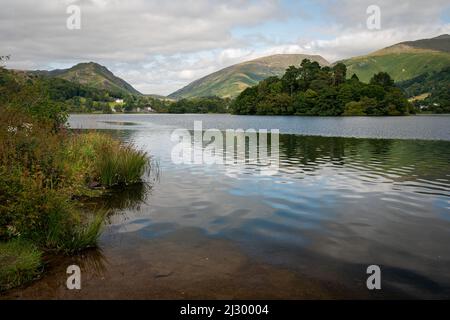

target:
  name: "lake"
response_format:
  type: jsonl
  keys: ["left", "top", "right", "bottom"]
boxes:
{"left": 5, "top": 114, "right": 450, "bottom": 299}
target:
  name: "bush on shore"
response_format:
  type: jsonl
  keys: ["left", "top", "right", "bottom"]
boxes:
{"left": 0, "top": 67, "right": 149, "bottom": 290}
{"left": 65, "top": 132, "right": 149, "bottom": 188}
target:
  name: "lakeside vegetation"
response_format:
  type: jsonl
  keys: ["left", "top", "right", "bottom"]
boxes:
{"left": 163, "top": 96, "right": 230, "bottom": 114}
{"left": 0, "top": 61, "right": 150, "bottom": 291}
{"left": 232, "top": 59, "right": 413, "bottom": 116}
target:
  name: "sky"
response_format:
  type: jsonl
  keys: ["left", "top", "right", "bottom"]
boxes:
{"left": 1, "top": 0, "right": 450, "bottom": 95}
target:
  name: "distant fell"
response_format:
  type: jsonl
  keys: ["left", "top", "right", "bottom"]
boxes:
{"left": 341, "top": 34, "right": 450, "bottom": 83}
{"left": 31, "top": 62, "right": 141, "bottom": 96}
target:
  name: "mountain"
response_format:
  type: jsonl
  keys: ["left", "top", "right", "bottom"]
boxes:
{"left": 169, "top": 54, "right": 330, "bottom": 99}
{"left": 341, "top": 35, "right": 450, "bottom": 83}
{"left": 32, "top": 62, "right": 141, "bottom": 96}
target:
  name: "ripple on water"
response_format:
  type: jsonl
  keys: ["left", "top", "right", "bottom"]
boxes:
{"left": 67, "top": 115, "right": 450, "bottom": 298}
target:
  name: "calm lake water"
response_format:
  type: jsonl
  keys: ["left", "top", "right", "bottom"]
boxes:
{"left": 4, "top": 114, "right": 450, "bottom": 299}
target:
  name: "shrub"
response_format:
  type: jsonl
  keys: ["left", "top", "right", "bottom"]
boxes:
{"left": 343, "top": 101, "right": 366, "bottom": 116}
{"left": 0, "top": 68, "right": 150, "bottom": 291}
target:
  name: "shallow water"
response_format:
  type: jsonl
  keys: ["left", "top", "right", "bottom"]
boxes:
{"left": 3, "top": 114, "right": 450, "bottom": 299}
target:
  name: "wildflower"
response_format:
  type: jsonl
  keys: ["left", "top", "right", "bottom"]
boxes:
{"left": 23, "top": 123, "right": 33, "bottom": 132}
{"left": 7, "top": 126, "right": 18, "bottom": 134}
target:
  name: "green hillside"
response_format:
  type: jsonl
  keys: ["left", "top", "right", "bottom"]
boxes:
{"left": 169, "top": 54, "right": 329, "bottom": 99}
{"left": 3, "top": 67, "right": 169, "bottom": 114}
{"left": 398, "top": 66, "right": 450, "bottom": 113}
{"left": 341, "top": 35, "right": 450, "bottom": 83}
{"left": 32, "top": 62, "right": 141, "bottom": 96}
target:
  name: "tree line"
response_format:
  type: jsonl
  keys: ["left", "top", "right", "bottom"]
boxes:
{"left": 163, "top": 96, "right": 229, "bottom": 114}
{"left": 232, "top": 59, "right": 413, "bottom": 116}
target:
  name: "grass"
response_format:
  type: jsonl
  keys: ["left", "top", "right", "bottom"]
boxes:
{"left": 65, "top": 132, "right": 149, "bottom": 188}
{"left": 39, "top": 193, "right": 105, "bottom": 254}
{"left": 0, "top": 240, "right": 42, "bottom": 291}
{"left": 344, "top": 52, "right": 450, "bottom": 83}
{"left": 0, "top": 111, "right": 149, "bottom": 291}
{"left": 98, "top": 145, "right": 148, "bottom": 186}
{"left": 46, "top": 211, "right": 105, "bottom": 255}
{"left": 408, "top": 93, "right": 430, "bottom": 102}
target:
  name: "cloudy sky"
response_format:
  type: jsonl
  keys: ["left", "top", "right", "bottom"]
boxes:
{"left": 1, "top": 0, "right": 449, "bottom": 95}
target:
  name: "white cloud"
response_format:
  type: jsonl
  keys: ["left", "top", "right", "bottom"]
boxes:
{"left": 289, "top": 25, "right": 450, "bottom": 62}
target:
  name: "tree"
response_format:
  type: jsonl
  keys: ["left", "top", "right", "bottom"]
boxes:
{"left": 337, "top": 85, "right": 354, "bottom": 107}
{"left": 124, "top": 95, "right": 136, "bottom": 112}
{"left": 298, "top": 59, "right": 321, "bottom": 90}
{"left": 333, "top": 63, "right": 347, "bottom": 86}
{"left": 360, "top": 96, "right": 381, "bottom": 115}
{"left": 256, "top": 93, "right": 293, "bottom": 115}
{"left": 384, "top": 88, "right": 411, "bottom": 115}
{"left": 370, "top": 72, "right": 394, "bottom": 88}
{"left": 100, "top": 102, "right": 112, "bottom": 114}
{"left": 232, "top": 59, "right": 410, "bottom": 117}
{"left": 232, "top": 87, "right": 258, "bottom": 115}
{"left": 293, "top": 89, "right": 317, "bottom": 115}
{"left": 85, "top": 98, "right": 94, "bottom": 112}
{"left": 351, "top": 74, "right": 360, "bottom": 82}
{"left": 282, "top": 66, "right": 300, "bottom": 96}
{"left": 343, "top": 101, "right": 366, "bottom": 116}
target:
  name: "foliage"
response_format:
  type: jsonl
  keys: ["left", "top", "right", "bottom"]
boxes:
{"left": 232, "top": 59, "right": 413, "bottom": 116}
{"left": 66, "top": 132, "right": 149, "bottom": 187}
{"left": 398, "top": 66, "right": 450, "bottom": 114}
{"left": 0, "top": 68, "right": 68, "bottom": 127}
{"left": 0, "top": 66, "right": 150, "bottom": 290}
{"left": 0, "top": 64, "right": 171, "bottom": 115}
{"left": 0, "top": 240, "right": 42, "bottom": 291}
{"left": 0, "top": 110, "right": 105, "bottom": 250}
{"left": 122, "top": 94, "right": 170, "bottom": 113}
{"left": 165, "top": 96, "right": 229, "bottom": 114}
{"left": 0, "top": 113, "right": 147, "bottom": 254}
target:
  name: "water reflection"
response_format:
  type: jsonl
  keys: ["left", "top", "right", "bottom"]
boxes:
{"left": 105, "top": 128, "right": 449, "bottom": 298}
{"left": 12, "top": 115, "right": 448, "bottom": 299}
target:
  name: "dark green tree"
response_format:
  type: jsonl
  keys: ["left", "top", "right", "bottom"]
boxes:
{"left": 333, "top": 63, "right": 347, "bottom": 86}
{"left": 282, "top": 66, "right": 300, "bottom": 96}
{"left": 370, "top": 72, "right": 394, "bottom": 88}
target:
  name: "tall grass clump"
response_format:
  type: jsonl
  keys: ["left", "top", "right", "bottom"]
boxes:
{"left": 66, "top": 132, "right": 149, "bottom": 188}
{"left": 98, "top": 144, "right": 148, "bottom": 186}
